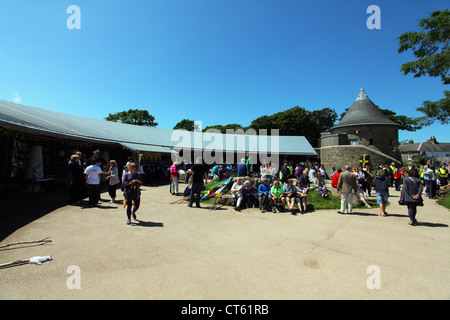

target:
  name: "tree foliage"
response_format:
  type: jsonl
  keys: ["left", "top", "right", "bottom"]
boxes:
{"left": 173, "top": 106, "right": 337, "bottom": 147}
{"left": 397, "top": 9, "right": 450, "bottom": 125}
{"left": 203, "top": 123, "right": 244, "bottom": 133}
{"left": 248, "top": 106, "right": 337, "bottom": 147}
{"left": 173, "top": 119, "right": 195, "bottom": 131}
{"left": 105, "top": 109, "right": 158, "bottom": 127}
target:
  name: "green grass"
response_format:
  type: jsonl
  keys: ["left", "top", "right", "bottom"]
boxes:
{"left": 201, "top": 180, "right": 387, "bottom": 211}
{"left": 438, "top": 192, "right": 450, "bottom": 209}
{"left": 305, "top": 190, "right": 340, "bottom": 210}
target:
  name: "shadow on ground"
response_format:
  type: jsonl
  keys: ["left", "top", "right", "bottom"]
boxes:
{"left": 0, "top": 182, "right": 168, "bottom": 241}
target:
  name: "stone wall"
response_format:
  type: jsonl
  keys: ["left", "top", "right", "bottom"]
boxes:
{"left": 331, "top": 124, "right": 399, "bottom": 160}
{"left": 318, "top": 145, "right": 401, "bottom": 171}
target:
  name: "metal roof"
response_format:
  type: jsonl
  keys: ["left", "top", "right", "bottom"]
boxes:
{"left": 0, "top": 99, "right": 317, "bottom": 156}
{"left": 332, "top": 88, "right": 399, "bottom": 130}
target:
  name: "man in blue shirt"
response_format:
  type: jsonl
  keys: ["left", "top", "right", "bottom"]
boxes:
{"left": 237, "top": 158, "right": 247, "bottom": 177}
{"left": 258, "top": 177, "right": 271, "bottom": 213}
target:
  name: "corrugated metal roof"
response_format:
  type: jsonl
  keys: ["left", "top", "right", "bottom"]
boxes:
{"left": 0, "top": 99, "right": 317, "bottom": 156}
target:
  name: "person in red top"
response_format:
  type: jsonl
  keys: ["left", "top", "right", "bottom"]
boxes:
{"left": 331, "top": 168, "right": 342, "bottom": 188}
{"left": 169, "top": 162, "right": 179, "bottom": 195}
{"left": 393, "top": 167, "right": 402, "bottom": 191}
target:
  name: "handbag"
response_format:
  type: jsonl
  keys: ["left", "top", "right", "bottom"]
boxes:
{"left": 417, "top": 196, "right": 424, "bottom": 207}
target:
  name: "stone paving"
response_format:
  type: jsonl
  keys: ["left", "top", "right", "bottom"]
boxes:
{"left": 0, "top": 183, "right": 449, "bottom": 299}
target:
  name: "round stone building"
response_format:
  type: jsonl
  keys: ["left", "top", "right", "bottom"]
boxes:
{"left": 319, "top": 88, "right": 401, "bottom": 170}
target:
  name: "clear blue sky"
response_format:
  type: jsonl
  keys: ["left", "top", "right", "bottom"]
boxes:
{"left": 0, "top": 0, "right": 448, "bottom": 143}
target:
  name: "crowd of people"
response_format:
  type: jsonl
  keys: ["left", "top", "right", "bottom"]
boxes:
{"left": 68, "top": 149, "right": 449, "bottom": 226}
{"left": 175, "top": 156, "right": 449, "bottom": 226}
{"left": 67, "top": 150, "right": 144, "bottom": 225}
{"left": 177, "top": 159, "right": 331, "bottom": 215}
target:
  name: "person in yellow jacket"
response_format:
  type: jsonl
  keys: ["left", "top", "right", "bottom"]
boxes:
{"left": 438, "top": 166, "right": 448, "bottom": 186}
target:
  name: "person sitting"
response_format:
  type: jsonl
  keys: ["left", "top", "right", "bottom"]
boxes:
{"left": 298, "top": 170, "right": 311, "bottom": 192}
{"left": 258, "top": 177, "right": 271, "bottom": 213}
{"left": 231, "top": 177, "right": 244, "bottom": 211}
{"left": 314, "top": 172, "right": 329, "bottom": 198}
{"left": 270, "top": 180, "right": 285, "bottom": 213}
{"left": 355, "top": 176, "right": 372, "bottom": 208}
{"left": 211, "top": 164, "right": 219, "bottom": 177}
{"left": 242, "top": 180, "right": 258, "bottom": 209}
{"left": 295, "top": 180, "right": 308, "bottom": 214}
{"left": 283, "top": 178, "right": 297, "bottom": 213}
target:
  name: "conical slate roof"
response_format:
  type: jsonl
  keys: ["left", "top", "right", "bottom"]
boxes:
{"left": 331, "top": 88, "right": 399, "bottom": 130}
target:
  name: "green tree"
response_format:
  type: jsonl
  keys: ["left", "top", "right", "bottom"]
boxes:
{"left": 249, "top": 106, "right": 337, "bottom": 147}
{"left": 203, "top": 123, "right": 244, "bottom": 133}
{"left": 105, "top": 109, "right": 158, "bottom": 127}
{"left": 397, "top": 9, "right": 450, "bottom": 125}
{"left": 173, "top": 119, "right": 195, "bottom": 131}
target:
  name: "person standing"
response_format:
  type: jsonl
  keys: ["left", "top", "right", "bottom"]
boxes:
{"left": 105, "top": 160, "right": 120, "bottom": 203}
{"left": 393, "top": 167, "right": 402, "bottom": 191}
{"left": 337, "top": 165, "right": 357, "bottom": 214}
{"left": 308, "top": 165, "right": 316, "bottom": 186}
{"left": 295, "top": 164, "right": 302, "bottom": 180}
{"left": 67, "top": 154, "right": 84, "bottom": 205}
{"left": 169, "top": 162, "right": 179, "bottom": 195}
{"left": 438, "top": 165, "right": 448, "bottom": 187}
{"left": 424, "top": 165, "right": 437, "bottom": 199}
{"left": 84, "top": 159, "right": 102, "bottom": 206}
{"left": 399, "top": 169, "right": 424, "bottom": 226}
{"left": 188, "top": 158, "right": 209, "bottom": 208}
{"left": 245, "top": 153, "right": 252, "bottom": 177}
{"left": 373, "top": 169, "right": 390, "bottom": 216}
{"left": 331, "top": 167, "right": 341, "bottom": 189}
{"left": 86, "top": 149, "right": 107, "bottom": 171}
{"left": 237, "top": 158, "right": 247, "bottom": 177}
{"left": 280, "top": 163, "right": 290, "bottom": 184}
{"left": 122, "top": 162, "right": 143, "bottom": 225}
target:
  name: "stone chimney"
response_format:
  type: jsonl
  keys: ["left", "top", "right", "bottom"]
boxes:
{"left": 428, "top": 136, "right": 438, "bottom": 144}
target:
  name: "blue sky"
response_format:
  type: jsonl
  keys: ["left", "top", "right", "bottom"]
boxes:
{"left": 0, "top": 0, "right": 448, "bottom": 143}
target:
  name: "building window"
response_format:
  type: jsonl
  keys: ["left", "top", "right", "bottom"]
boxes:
{"left": 369, "top": 138, "right": 374, "bottom": 145}
{"left": 349, "top": 139, "right": 359, "bottom": 145}
{"left": 408, "top": 153, "right": 412, "bottom": 161}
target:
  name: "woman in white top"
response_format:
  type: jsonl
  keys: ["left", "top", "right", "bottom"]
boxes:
{"left": 231, "top": 177, "right": 244, "bottom": 211}
{"left": 84, "top": 159, "right": 102, "bottom": 206}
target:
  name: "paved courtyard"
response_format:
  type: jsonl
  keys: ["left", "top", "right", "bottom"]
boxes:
{"left": 1, "top": 183, "right": 449, "bottom": 300}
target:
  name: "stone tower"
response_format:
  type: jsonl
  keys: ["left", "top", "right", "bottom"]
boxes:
{"left": 319, "top": 88, "right": 401, "bottom": 169}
